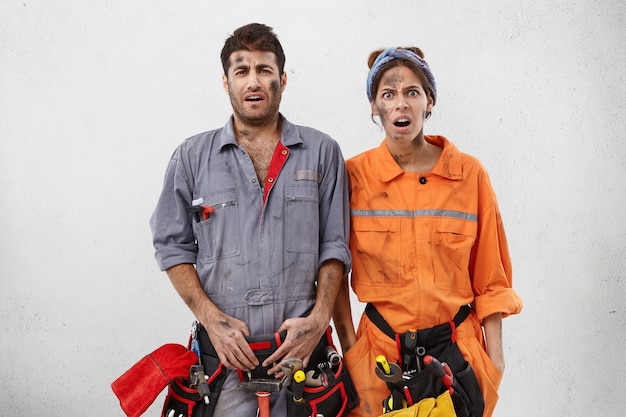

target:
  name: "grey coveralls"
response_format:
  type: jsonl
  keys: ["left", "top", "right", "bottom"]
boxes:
{"left": 150, "top": 115, "right": 351, "bottom": 416}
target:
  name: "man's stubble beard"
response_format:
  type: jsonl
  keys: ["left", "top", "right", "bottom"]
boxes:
{"left": 229, "top": 84, "right": 283, "bottom": 128}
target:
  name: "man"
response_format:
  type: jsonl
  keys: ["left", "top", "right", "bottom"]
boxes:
{"left": 150, "top": 23, "right": 351, "bottom": 416}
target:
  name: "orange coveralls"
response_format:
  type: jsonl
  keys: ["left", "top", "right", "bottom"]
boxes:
{"left": 344, "top": 136, "right": 522, "bottom": 417}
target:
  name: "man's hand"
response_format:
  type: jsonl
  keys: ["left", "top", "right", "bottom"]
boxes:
{"left": 261, "top": 259, "right": 345, "bottom": 378}
{"left": 262, "top": 315, "right": 327, "bottom": 377}
{"left": 166, "top": 264, "right": 259, "bottom": 371}
{"left": 262, "top": 260, "right": 345, "bottom": 377}
{"left": 200, "top": 310, "right": 259, "bottom": 371}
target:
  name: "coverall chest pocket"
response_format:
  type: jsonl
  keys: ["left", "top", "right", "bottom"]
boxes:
{"left": 285, "top": 184, "right": 319, "bottom": 253}
{"left": 194, "top": 189, "right": 240, "bottom": 262}
{"left": 433, "top": 218, "right": 476, "bottom": 291}
{"left": 351, "top": 217, "right": 403, "bottom": 288}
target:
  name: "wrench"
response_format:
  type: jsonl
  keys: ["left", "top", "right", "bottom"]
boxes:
{"left": 374, "top": 360, "right": 403, "bottom": 383}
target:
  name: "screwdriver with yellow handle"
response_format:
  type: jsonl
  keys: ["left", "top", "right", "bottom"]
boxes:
{"left": 291, "top": 369, "right": 307, "bottom": 417}
{"left": 375, "top": 354, "right": 403, "bottom": 383}
{"left": 376, "top": 355, "right": 407, "bottom": 413}
{"left": 292, "top": 370, "right": 306, "bottom": 403}
{"left": 376, "top": 355, "right": 391, "bottom": 375}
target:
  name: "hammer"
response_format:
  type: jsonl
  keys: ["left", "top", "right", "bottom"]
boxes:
{"left": 238, "top": 379, "right": 283, "bottom": 417}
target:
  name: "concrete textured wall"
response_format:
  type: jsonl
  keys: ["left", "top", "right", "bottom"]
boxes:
{"left": 1, "top": 1, "right": 625, "bottom": 415}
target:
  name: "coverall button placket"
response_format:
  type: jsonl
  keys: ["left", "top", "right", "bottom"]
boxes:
{"left": 232, "top": 145, "right": 266, "bottom": 303}
{"left": 259, "top": 141, "right": 289, "bottom": 332}
{"left": 419, "top": 176, "right": 427, "bottom": 185}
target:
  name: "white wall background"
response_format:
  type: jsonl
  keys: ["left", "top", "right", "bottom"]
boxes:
{"left": 1, "top": 1, "right": 625, "bottom": 415}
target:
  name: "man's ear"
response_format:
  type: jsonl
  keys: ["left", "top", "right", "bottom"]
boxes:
{"left": 280, "top": 72, "right": 287, "bottom": 92}
{"left": 222, "top": 74, "right": 229, "bottom": 94}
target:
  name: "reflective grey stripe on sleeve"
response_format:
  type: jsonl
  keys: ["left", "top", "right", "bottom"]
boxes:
{"left": 351, "top": 209, "right": 477, "bottom": 222}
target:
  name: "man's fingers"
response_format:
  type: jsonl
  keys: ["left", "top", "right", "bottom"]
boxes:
{"left": 237, "top": 339, "right": 259, "bottom": 367}
{"left": 218, "top": 346, "right": 258, "bottom": 370}
{"left": 204, "top": 314, "right": 261, "bottom": 371}
{"left": 234, "top": 344, "right": 259, "bottom": 370}
{"left": 213, "top": 334, "right": 259, "bottom": 371}
{"left": 263, "top": 344, "right": 287, "bottom": 368}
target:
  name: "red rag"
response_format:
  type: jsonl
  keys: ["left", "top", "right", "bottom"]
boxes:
{"left": 111, "top": 343, "right": 198, "bottom": 417}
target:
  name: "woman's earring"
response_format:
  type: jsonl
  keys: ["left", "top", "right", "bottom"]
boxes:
{"left": 424, "top": 111, "right": 432, "bottom": 121}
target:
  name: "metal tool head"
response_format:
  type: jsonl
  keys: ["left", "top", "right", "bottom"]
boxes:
{"left": 305, "top": 369, "right": 324, "bottom": 387}
{"left": 374, "top": 362, "right": 404, "bottom": 383}
{"left": 280, "top": 357, "right": 303, "bottom": 386}
{"left": 238, "top": 378, "right": 283, "bottom": 393}
{"left": 281, "top": 357, "right": 303, "bottom": 372}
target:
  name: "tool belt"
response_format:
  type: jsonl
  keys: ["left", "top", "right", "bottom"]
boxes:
{"left": 161, "top": 322, "right": 358, "bottom": 417}
{"left": 366, "top": 304, "right": 484, "bottom": 417}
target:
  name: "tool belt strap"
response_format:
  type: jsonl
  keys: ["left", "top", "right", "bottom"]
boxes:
{"left": 365, "top": 304, "right": 470, "bottom": 346}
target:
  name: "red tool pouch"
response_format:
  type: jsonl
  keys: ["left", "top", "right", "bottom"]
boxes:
{"left": 162, "top": 324, "right": 287, "bottom": 417}
{"left": 160, "top": 326, "right": 227, "bottom": 417}
{"left": 162, "top": 324, "right": 359, "bottom": 417}
{"left": 286, "top": 328, "right": 359, "bottom": 417}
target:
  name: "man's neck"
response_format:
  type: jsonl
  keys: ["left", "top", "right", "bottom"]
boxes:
{"left": 232, "top": 115, "right": 283, "bottom": 185}
{"left": 233, "top": 114, "right": 282, "bottom": 144}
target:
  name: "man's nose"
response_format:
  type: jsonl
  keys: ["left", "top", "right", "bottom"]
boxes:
{"left": 246, "top": 73, "right": 261, "bottom": 89}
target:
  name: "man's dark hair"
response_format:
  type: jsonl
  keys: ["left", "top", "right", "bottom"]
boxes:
{"left": 220, "top": 23, "right": 286, "bottom": 75}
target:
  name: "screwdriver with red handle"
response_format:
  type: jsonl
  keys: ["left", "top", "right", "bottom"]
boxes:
{"left": 187, "top": 205, "right": 215, "bottom": 222}
{"left": 423, "top": 355, "right": 454, "bottom": 394}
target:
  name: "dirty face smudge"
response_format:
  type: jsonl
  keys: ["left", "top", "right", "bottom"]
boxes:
{"left": 223, "top": 50, "right": 285, "bottom": 127}
{"left": 270, "top": 80, "right": 280, "bottom": 93}
{"left": 372, "top": 65, "right": 431, "bottom": 143}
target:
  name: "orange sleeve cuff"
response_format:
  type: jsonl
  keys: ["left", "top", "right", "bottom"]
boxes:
{"left": 474, "top": 288, "right": 523, "bottom": 321}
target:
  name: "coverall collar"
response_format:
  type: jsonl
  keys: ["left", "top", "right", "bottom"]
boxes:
{"left": 376, "top": 135, "right": 463, "bottom": 182}
{"left": 217, "top": 113, "right": 304, "bottom": 151}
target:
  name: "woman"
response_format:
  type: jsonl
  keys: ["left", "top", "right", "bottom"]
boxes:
{"left": 333, "top": 47, "right": 522, "bottom": 417}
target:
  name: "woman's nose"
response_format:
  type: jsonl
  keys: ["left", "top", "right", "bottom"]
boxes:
{"left": 395, "top": 95, "right": 408, "bottom": 109}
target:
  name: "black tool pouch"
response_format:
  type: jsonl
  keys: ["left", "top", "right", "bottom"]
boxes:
{"left": 389, "top": 342, "right": 483, "bottom": 417}
{"left": 160, "top": 325, "right": 227, "bottom": 417}
{"left": 286, "top": 328, "right": 359, "bottom": 417}
{"left": 367, "top": 304, "right": 484, "bottom": 417}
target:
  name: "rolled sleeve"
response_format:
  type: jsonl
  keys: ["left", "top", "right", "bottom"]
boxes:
{"left": 474, "top": 288, "right": 523, "bottom": 321}
{"left": 318, "top": 141, "right": 352, "bottom": 274}
{"left": 150, "top": 150, "right": 198, "bottom": 271}
{"left": 470, "top": 170, "right": 522, "bottom": 321}
{"left": 320, "top": 241, "right": 351, "bottom": 274}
